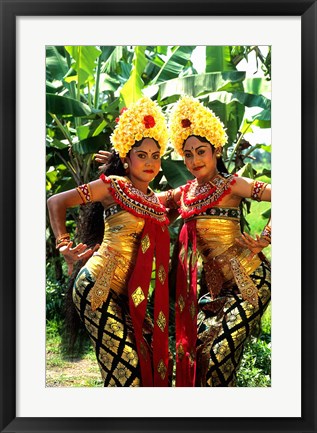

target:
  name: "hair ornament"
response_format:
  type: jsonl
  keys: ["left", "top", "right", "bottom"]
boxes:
{"left": 110, "top": 97, "right": 168, "bottom": 157}
{"left": 169, "top": 95, "right": 228, "bottom": 156}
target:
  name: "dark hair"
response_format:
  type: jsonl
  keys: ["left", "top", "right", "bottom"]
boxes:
{"left": 99, "top": 149, "right": 126, "bottom": 177}
{"left": 183, "top": 135, "right": 228, "bottom": 174}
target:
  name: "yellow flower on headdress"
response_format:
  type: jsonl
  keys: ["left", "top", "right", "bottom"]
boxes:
{"left": 110, "top": 97, "right": 168, "bottom": 157}
{"left": 169, "top": 95, "right": 228, "bottom": 156}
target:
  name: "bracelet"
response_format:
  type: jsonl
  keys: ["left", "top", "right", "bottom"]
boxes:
{"left": 56, "top": 240, "right": 71, "bottom": 250}
{"left": 260, "top": 225, "right": 271, "bottom": 244}
{"left": 251, "top": 180, "right": 268, "bottom": 202}
{"left": 76, "top": 183, "right": 93, "bottom": 204}
{"left": 56, "top": 233, "right": 71, "bottom": 249}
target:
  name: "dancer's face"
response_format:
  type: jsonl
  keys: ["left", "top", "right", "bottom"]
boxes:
{"left": 124, "top": 138, "right": 161, "bottom": 191}
{"left": 183, "top": 136, "right": 217, "bottom": 184}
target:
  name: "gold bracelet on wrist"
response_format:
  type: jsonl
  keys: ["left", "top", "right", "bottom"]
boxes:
{"left": 260, "top": 226, "right": 271, "bottom": 244}
{"left": 56, "top": 240, "right": 71, "bottom": 250}
{"left": 56, "top": 233, "right": 71, "bottom": 249}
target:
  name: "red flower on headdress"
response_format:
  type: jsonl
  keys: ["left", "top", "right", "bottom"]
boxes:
{"left": 143, "top": 115, "right": 156, "bottom": 128}
{"left": 181, "top": 118, "right": 191, "bottom": 128}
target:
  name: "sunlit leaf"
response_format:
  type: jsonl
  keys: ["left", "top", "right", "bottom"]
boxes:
{"left": 244, "top": 78, "right": 271, "bottom": 96}
{"left": 151, "top": 46, "right": 196, "bottom": 84}
{"left": 261, "top": 145, "right": 272, "bottom": 153}
{"left": 206, "top": 46, "right": 237, "bottom": 72}
{"left": 121, "top": 46, "right": 147, "bottom": 106}
{"left": 157, "top": 71, "right": 246, "bottom": 100}
{"left": 65, "top": 46, "right": 102, "bottom": 86}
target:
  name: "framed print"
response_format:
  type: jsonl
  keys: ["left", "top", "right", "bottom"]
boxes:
{"left": 0, "top": 1, "right": 316, "bottom": 432}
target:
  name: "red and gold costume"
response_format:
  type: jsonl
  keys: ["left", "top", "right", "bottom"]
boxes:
{"left": 73, "top": 175, "right": 170, "bottom": 387}
{"left": 174, "top": 173, "right": 271, "bottom": 386}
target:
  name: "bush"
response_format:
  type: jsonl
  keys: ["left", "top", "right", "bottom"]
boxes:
{"left": 237, "top": 305, "right": 271, "bottom": 387}
{"left": 46, "top": 277, "right": 66, "bottom": 322}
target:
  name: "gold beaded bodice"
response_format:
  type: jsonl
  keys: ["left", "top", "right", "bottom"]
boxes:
{"left": 85, "top": 205, "right": 145, "bottom": 297}
{"left": 194, "top": 210, "right": 261, "bottom": 285}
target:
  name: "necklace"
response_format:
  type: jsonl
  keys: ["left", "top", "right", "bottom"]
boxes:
{"left": 180, "top": 173, "right": 237, "bottom": 218}
{"left": 100, "top": 174, "right": 169, "bottom": 225}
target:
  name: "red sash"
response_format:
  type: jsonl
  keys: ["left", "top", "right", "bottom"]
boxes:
{"left": 128, "top": 220, "right": 170, "bottom": 386}
{"left": 175, "top": 219, "right": 198, "bottom": 386}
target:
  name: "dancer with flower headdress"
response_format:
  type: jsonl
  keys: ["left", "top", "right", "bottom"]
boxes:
{"left": 47, "top": 97, "right": 171, "bottom": 387}
{"left": 160, "top": 95, "right": 271, "bottom": 387}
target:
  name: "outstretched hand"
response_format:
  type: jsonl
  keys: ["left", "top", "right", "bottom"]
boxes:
{"left": 235, "top": 232, "right": 270, "bottom": 260}
{"left": 59, "top": 242, "right": 100, "bottom": 275}
{"left": 95, "top": 150, "right": 111, "bottom": 166}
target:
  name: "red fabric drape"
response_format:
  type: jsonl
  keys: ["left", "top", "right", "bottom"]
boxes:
{"left": 128, "top": 220, "right": 170, "bottom": 386}
{"left": 175, "top": 219, "right": 198, "bottom": 386}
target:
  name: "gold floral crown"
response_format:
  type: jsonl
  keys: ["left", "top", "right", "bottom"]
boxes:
{"left": 110, "top": 97, "right": 168, "bottom": 158}
{"left": 169, "top": 95, "right": 228, "bottom": 156}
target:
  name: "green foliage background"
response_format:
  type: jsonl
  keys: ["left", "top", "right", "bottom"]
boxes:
{"left": 46, "top": 45, "right": 271, "bottom": 387}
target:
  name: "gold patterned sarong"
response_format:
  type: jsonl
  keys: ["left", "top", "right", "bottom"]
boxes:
{"left": 73, "top": 207, "right": 148, "bottom": 386}
{"left": 192, "top": 212, "right": 271, "bottom": 387}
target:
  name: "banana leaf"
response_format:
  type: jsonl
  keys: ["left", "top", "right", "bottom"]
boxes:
{"left": 151, "top": 46, "right": 196, "bottom": 84}
{"left": 121, "top": 46, "right": 147, "bottom": 106}
{"left": 65, "top": 46, "right": 102, "bottom": 86}
{"left": 156, "top": 71, "right": 246, "bottom": 100}
{"left": 206, "top": 46, "right": 237, "bottom": 72}
{"left": 244, "top": 77, "right": 271, "bottom": 95}
{"left": 206, "top": 91, "right": 271, "bottom": 110}
{"left": 46, "top": 46, "right": 68, "bottom": 81}
{"left": 72, "top": 134, "right": 109, "bottom": 155}
{"left": 47, "top": 94, "right": 92, "bottom": 117}
{"left": 161, "top": 157, "right": 193, "bottom": 188}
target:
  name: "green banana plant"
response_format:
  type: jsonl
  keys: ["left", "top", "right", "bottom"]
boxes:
{"left": 46, "top": 45, "right": 271, "bottom": 283}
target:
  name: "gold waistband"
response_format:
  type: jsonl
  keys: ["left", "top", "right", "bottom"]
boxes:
{"left": 88, "top": 246, "right": 131, "bottom": 311}
{"left": 203, "top": 245, "right": 261, "bottom": 307}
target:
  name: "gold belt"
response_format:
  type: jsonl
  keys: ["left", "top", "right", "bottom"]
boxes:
{"left": 90, "top": 246, "right": 128, "bottom": 311}
{"left": 203, "top": 245, "right": 260, "bottom": 307}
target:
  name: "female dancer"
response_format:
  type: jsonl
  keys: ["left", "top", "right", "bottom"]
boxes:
{"left": 47, "top": 97, "right": 170, "bottom": 387}
{"left": 161, "top": 95, "right": 271, "bottom": 387}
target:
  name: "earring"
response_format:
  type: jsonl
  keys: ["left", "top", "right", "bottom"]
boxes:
{"left": 123, "top": 162, "right": 129, "bottom": 169}
{"left": 216, "top": 153, "right": 221, "bottom": 159}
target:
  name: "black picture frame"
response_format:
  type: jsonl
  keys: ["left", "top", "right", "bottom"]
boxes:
{"left": 1, "top": 1, "right": 316, "bottom": 432}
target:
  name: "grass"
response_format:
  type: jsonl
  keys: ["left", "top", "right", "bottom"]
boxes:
{"left": 46, "top": 321, "right": 103, "bottom": 387}
{"left": 236, "top": 304, "right": 271, "bottom": 387}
